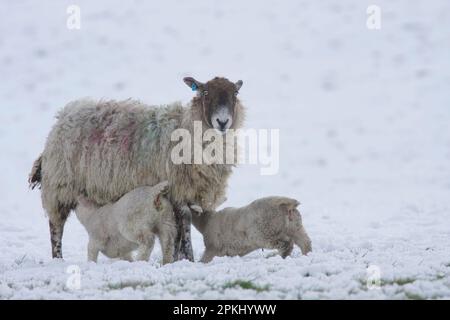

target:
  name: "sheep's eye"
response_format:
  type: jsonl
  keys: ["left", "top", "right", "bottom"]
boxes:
{"left": 203, "top": 90, "right": 208, "bottom": 96}
{"left": 234, "top": 91, "right": 239, "bottom": 96}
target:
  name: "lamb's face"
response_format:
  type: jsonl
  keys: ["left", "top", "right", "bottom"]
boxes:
{"left": 184, "top": 76, "right": 243, "bottom": 133}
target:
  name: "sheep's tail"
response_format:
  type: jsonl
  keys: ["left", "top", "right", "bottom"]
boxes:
{"left": 28, "top": 155, "right": 42, "bottom": 190}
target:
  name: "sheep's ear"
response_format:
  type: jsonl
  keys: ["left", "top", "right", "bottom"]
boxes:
{"left": 183, "top": 77, "right": 204, "bottom": 92}
{"left": 235, "top": 80, "right": 243, "bottom": 91}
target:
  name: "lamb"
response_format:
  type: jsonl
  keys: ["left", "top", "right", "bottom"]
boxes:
{"left": 28, "top": 76, "right": 245, "bottom": 261}
{"left": 74, "top": 181, "right": 176, "bottom": 264}
{"left": 190, "top": 197, "right": 312, "bottom": 263}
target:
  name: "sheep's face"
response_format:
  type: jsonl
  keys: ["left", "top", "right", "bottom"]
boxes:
{"left": 184, "top": 76, "right": 243, "bottom": 133}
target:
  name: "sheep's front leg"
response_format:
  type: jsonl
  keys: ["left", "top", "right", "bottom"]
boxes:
{"left": 179, "top": 205, "right": 194, "bottom": 261}
{"left": 173, "top": 204, "right": 194, "bottom": 262}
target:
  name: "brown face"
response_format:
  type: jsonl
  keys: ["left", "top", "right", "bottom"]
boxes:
{"left": 184, "top": 76, "right": 243, "bottom": 133}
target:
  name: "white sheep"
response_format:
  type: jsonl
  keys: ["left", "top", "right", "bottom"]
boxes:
{"left": 75, "top": 181, "right": 176, "bottom": 264}
{"left": 191, "top": 197, "right": 312, "bottom": 263}
{"left": 28, "top": 76, "right": 245, "bottom": 261}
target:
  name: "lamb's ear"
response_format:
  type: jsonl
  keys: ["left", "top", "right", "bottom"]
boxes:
{"left": 183, "top": 77, "right": 204, "bottom": 92}
{"left": 235, "top": 80, "right": 243, "bottom": 91}
{"left": 291, "top": 199, "right": 300, "bottom": 208}
{"left": 278, "top": 198, "right": 300, "bottom": 212}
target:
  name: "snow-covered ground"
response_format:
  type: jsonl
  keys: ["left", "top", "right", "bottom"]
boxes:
{"left": 1, "top": 0, "right": 450, "bottom": 299}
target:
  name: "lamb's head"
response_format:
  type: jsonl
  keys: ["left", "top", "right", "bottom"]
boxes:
{"left": 184, "top": 76, "right": 243, "bottom": 133}
{"left": 253, "top": 196, "right": 303, "bottom": 224}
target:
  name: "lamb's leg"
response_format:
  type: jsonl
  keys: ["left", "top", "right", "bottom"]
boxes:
{"left": 135, "top": 235, "right": 155, "bottom": 261}
{"left": 200, "top": 249, "right": 215, "bottom": 263}
{"left": 48, "top": 203, "right": 71, "bottom": 259}
{"left": 271, "top": 238, "right": 294, "bottom": 258}
{"left": 293, "top": 226, "right": 312, "bottom": 255}
{"left": 87, "top": 240, "right": 99, "bottom": 262}
{"left": 278, "top": 241, "right": 294, "bottom": 258}
{"left": 173, "top": 205, "right": 194, "bottom": 262}
{"left": 159, "top": 228, "right": 175, "bottom": 265}
{"left": 120, "top": 252, "right": 134, "bottom": 262}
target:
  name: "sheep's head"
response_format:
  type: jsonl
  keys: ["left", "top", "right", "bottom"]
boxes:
{"left": 184, "top": 76, "right": 243, "bottom": 133}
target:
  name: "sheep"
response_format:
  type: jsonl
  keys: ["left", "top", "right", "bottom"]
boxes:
{"left": 74, "top": 181, "right": 176, "bottom": 264}
{"left": 190, "top": 197, "right": 312, "bottom": 263}
{"left": 28, "top": 76, "right": 245, "bottom": 261}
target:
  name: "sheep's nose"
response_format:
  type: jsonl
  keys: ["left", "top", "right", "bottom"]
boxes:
{"left": 216, "top": 118, "right": 229, "bottom": 130}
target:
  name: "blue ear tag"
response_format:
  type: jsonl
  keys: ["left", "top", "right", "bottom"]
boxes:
{"left": 191, "top": 83, "right": 197, "bottom": 91}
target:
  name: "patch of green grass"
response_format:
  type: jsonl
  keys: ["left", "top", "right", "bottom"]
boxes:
{"left": 107, "top": 280, "right": 154, "bottom": 291}
{"left": 358, "top": 277, "right": 417, "bottom": 289}
{"left": 382, "top": 278, "right": 416, "bottom": 286}
{"left": 435, "top": 274, "right": 445, "bottom": 280}
{"left": 405, "top": 292, "right": 425, "bottom": 300}
{"left": 223, "top": 280, "right": 270, "bottom": 293}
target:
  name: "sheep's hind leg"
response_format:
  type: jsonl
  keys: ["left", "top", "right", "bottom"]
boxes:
{"left": 48, "top": 203, "right": 71, "bottom": 259}
{"left": 173, "top": 205, "right": 194, "bottom": 262}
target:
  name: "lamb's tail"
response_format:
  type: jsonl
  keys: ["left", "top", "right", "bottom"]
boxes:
{"left": 152, "top": 181, "right": 170, "bottom": 211}
{"left": 28, "top": 155, "right": 42, "bottom": 190}
{"left": 153, "top": 180, "right": 170, "bottom": 195}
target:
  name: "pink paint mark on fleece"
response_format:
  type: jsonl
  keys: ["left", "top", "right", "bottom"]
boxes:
{"left": 89, "top": 128, "right": 105, "bottom": 145}
{"left": 118, "top": 121, "right": 137, "bottom": 153}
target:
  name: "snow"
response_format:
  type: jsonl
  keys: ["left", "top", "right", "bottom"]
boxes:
{"left": 1, "top": 0, "right": 450, "bottom": 299}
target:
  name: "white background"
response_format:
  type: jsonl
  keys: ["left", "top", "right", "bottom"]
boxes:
{"left": 0, "top": 0, "right": 449, "bottom": 299}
